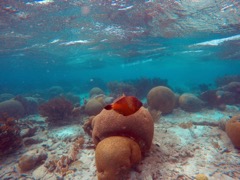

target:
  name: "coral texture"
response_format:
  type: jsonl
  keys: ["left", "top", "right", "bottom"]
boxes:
{"left": 85, "top": 98, "right": 104, "bottom": 116}
{"left": 0, "top": 99, "right": 25, "bottom": 119}
{"left": 179, "top": 93, "right": 203, "bottom": 112}
{"left": 147, "top": 86, "right": 176, "bottom": 114}
{"left": 89, "top": 87, "right": 104, "bottom": 98}
{"left": 38, "top": 97, "right": 74, "bottom": 126}
{"left": 226, "top": 115, "right": 240, "bottom": 149}
{"left": 92, "top": 107, "right": 154, "bottom": 153}
{"left": 95, "top": 136, "right": 141, "bottom": 180}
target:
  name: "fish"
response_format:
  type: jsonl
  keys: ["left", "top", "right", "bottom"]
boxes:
{"left": 104, "top": 95, "right": 143, "bottom": 116}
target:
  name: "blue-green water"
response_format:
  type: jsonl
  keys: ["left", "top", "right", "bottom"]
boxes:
{"left": 0, "top": 0, "right": 240, "bottom": 94}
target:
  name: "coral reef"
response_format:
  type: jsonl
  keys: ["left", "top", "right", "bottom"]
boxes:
{"left": 179, "top": 93, "right": 203, "bottom": 112}
{"left": 48, "top": 86, "right": 64, "bottom": 98}
{"left": 201, "top": 81, "right": 240, "bottom": 108}
{"left": 126, "top": 77, "right": 168, "bottom": 98}
{"left": 92, "top": 107, "right": 154, "bottom": 153}
{"left": 64, "top": 92, "right": 80, "bottom": 105}
{"left": 0, "top": 99, "right": 25, "bottom": 119}
{"left": 89, "top": 87, "right": 104, "bottom": 98}
{"left": 215, "top": 75, "right": 240, "bottom": 87}
{"left": 95, "top": 136, "right": 141, "bottom": 180}
{"left": 225, "top": 115, "right": 240, "bottom": 149}
{"left": 15, "top": 96, "right": 39, "bottom": 115}
{"left": 147, "top": 86, "right": 176, "bottom": 114}
{"left": 84, "top": 94, "right": 113, "bottom": 116}
{"left": 0, "top": 115, "right": 22, "bottom": 156}
{"left": 38, "top": 97, "right": 74, "bottom": 126}
{"left": 107, "top": 78, "right": 169, "bottom": 99}
{"left": 18, "top": 149, "right": 47, "bottom": 172}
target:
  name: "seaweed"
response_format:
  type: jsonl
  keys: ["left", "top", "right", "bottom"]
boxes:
{"left": 38, "top": 97, "right": 74, "bottom": 126}
{"left": 0, "top": 114, "right": 22, "bottom": 156}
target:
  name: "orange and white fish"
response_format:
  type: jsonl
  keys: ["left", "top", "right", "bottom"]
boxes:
{"left": 104, "top": 95, "right": 142, "bottom": 116}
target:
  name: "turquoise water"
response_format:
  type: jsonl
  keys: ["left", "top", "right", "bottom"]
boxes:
{"left": 0, "top": 0, "right": 240, "bottom": 94}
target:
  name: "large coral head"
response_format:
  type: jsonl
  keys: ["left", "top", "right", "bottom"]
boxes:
{"left": 226, "top": 115, "right": 240, "bottom": 149}
{"left": 95, "top": 136, "right": 141, "bottom": 180}
{"left": 147, "top": 86, "right": 176, "bottom": 114}
{"left": 92, "top": 107, "right": 154, "bottom": 153}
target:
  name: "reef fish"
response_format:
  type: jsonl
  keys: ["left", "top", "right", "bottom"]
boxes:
{"left": 104, "top": 95, "right": 142, "bottom": 116}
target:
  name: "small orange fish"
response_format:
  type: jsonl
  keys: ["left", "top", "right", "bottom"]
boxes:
{"left": 104, "top": 95, "right": 142, "bottom": 116}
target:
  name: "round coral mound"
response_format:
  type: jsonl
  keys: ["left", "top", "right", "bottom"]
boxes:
{"left": 226, "top": 115, "right": 240, "bottom": 149}
{"left": 179, "top": 93, "right": 203, "bottom": 112}
{"left": 95, "top": 136, "right": 141, "bottom": 180}
{"left": 0, "top": 99, "right": 25, "bottom": 119}
{"left": 85, "top": 98, "right": 104, "bottom": 116}
{"left": 89, "top": 87, "right": 104, "bottom": 98}
{"left": 147, "top": 86, "right": 175, "bottom": 114}
{"left": 92, "top": 107, "right": 154, "bottom": 153}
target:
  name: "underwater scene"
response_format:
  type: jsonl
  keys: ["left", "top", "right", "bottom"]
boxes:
{"left": 0, "top": 0, "right": 240, "bottom": 179}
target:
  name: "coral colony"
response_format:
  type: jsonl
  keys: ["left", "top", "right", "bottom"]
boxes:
{"left": 0, "top": 76, "right": 240, "bottom": 179}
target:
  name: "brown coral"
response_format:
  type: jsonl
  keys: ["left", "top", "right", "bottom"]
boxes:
{"left": 179, "top": 93, "right": 203, "bottom": 112}
{"left": 38, "top": 97, "right": 74, "bottom": 126}
{"left": 0, "top": 99, "right": 25, "bottom": 119}
{"left": 95, "top": 136, "right": 141, "bottom": 180}
{"left": 147, "top": 86, "right": 176, "bottom": 114}
{"left": 92, "top": 107, "right": 154, "bottom": 153}
{"left": 85, "top": 98, "right": 104, "bottom": 116}
{"left": 89, "top": 87, "right": 104, "bottom": 98}
{"left": 0, "top": 115, "right": 22, "bottom": 155}
{"left": 226, "top": 115, "right": 240, "bottom": 149}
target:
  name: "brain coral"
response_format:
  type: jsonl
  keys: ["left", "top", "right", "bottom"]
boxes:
{"left": 92, "top": 107, "right": 154, "bottom": 153}
{"left": 89, "top": 87, "right": 104, "bottom": 98}
{"left": 0, "top": 99, "right": 25, "bottom": 119}
{"left": 179, "top": 93, "right": 203, "bottom": 112}
{"left": 95, "top": 136, "right": 141, "bottom": 180}
{"left": 226, "top": 115, "right": 240, "bottom": 149}
{"left": 85, "top": 98, "right": 104, "bottom": 116}
{"left": 147, "top": 86, "right": 176, "bottom": 114}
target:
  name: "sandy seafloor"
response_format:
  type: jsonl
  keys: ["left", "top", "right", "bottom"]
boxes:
{"left": 1, "top": 105, "right": 240, "bottom": 180}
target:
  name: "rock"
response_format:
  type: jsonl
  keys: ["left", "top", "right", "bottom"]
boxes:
{"left": 18, "top": 149, "right": 48, "bottom": 172}
{"left": 23, "top": 136, "right": 44, "bottom": 146}
{"left": 33, "top": 164, "right": 57, "bottom": 180}
{"left": 21, "top": 127, "right": 37, "bottom": 138}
